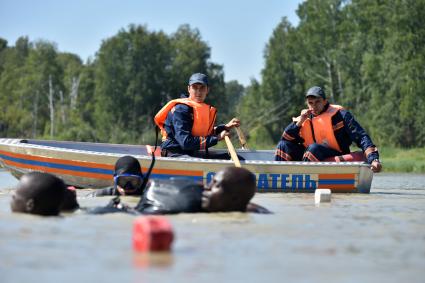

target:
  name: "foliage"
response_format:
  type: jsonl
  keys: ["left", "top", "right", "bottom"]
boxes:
{"left": 0, "top": 25, "right": 227, "bottom": 144}
{"left": 0, "top": 1, "right": 423, "bottom": 152}
{"left": 239, "top": 0, "right": 425, "bottom": 148}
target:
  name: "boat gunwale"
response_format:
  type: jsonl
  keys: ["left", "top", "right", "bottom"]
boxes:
{"left": 0, "top": 138, "right": 370, "bottom": 168}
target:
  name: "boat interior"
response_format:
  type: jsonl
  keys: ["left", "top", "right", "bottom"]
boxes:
{"left": 20, "top": 139, "right": 276, "bottom": 161}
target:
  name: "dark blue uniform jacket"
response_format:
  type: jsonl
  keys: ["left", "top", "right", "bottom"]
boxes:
{"left": 282, "top": 103, "right": 379, "bottom": 163}
{"left": 161, "top": 95, "right": 226, "bottom": 155}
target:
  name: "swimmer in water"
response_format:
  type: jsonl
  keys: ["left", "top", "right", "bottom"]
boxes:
{"left": 90, "top": 166, "right": 270, "bottom": 214}
{"left": 93, "top": 155, "right": 145, "bottom": 196}
{"left": 10, "top": 172, "right": 68, "bottom": 216}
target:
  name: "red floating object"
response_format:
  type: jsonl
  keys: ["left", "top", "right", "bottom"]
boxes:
{"left": 133, "top": 216, "right": 174, "bottom": 252}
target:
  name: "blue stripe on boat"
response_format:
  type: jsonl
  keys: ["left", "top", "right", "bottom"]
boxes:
{"left": 0, "top": 154, "right": 113, "bottom": 175}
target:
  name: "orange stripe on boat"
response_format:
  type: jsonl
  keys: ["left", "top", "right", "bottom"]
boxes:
{"left": 3, "top": 159, "right": 112, "bottom": 180}
{"left": 0, "top": 149, "right": 203, "bottom": 178}
{"left": 0, "top": 149, "right": 113, "bottom": 170}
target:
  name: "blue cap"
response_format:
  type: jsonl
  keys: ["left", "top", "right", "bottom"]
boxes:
{"left": 189, "top": 73, "right": 209, "bottom": 86}
{"left": 306, "top": 86, "right": 326, "bottom": 99}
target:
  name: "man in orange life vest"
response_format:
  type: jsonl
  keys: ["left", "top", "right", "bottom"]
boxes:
{"left": 154, "top": 73, "right": 240, "bottom": 158}
{"left": 274, "top": 86, "right": 382, "bottom": 173}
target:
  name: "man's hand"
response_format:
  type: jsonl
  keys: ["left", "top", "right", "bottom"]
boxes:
{"left": 225, "top": 118, "right": 241, "bottom": 130}
{"left": 116, "top": 186, "right": 126, "bottom": 196}
{"left": 218, "top": 130, "right": 230, "bottom": 141}
{"left": 371, "top": 160, "right": 382, "bottom": 173}
{"left": 293, "top": 109, "right": 312, "bottom": 127}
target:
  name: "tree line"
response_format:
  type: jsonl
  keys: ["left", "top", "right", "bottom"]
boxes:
{"left": 0, "top": 0, "right": 423, "bottom": 148}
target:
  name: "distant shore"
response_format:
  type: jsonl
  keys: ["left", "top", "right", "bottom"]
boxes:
{"left": 380, "top": 147, "right": 425, "bottom": 173}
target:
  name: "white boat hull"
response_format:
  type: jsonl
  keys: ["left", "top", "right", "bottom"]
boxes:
{"left": 0, "top": 139, "right": 373, "bottom": 193}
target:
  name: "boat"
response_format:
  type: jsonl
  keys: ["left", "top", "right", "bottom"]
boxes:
{"left": 0, "top": 138, "right": 374, "bottom": 193}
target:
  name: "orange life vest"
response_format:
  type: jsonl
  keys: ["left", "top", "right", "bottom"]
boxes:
{"left": 154, "top": 98, "right": 217, "bottom": 141}
{"left": 299, "top": 104, "right": 344, "bottom": 152}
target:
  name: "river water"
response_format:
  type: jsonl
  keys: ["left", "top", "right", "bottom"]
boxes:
{"left": 0, "top": 170, "right": 424, "bottom": 283}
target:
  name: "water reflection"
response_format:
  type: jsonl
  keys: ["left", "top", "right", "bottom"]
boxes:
{"left": 132, "top": 252, "right": 174, "bottom": 269}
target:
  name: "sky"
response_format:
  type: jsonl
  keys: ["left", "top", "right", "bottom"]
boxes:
{"left": 0, "top": 0, "right": 303, "bottom": 86}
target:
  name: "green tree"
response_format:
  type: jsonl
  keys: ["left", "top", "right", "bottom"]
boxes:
{"left": 255, "top": 0, "right": 425, "bottom": 149}
{"left": 93, "top": 24, "right": 173, "bottom": 143}
{"left": 260, "top": 17, "right": 305, "bottom": 143}
{"left": 204, "top": 62, "right": 226, "bottom": 122}
{"left": 167, "top": 25, "right": 227, "bottom": 122}
{"left": 222, "top": 80, "right": 245, "bottom": 121}
{"left": 168, "top": 24, "right": 210, "bottom": 102}
{"left": 0, "top": 37, "right": 32, "bottom": 137}
{"left": 348, "top": 0, "right": 425, "bottom": 147}
{"left": 0, "top": 37, "right": 8, "bottom": 75}
{"left": 56, "top": 59, "right": 97, "bottom": 142}
{"left": 238, "top": 79, "right": 274, "bottom": 148}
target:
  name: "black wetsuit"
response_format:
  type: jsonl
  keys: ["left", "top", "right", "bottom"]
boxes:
{"left": 135, "top": 179, "right": 204, "bottom": 214}
{"left": 86, "top": 179, "right": 202, "bottom": 214}
{"left": 135, "top": 178, "right": 270, "bottom": 214}
{"left": 88, "top": 178, "right": 271, "bottom": 215}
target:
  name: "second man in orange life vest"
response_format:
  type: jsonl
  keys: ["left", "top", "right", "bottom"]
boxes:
{"left": 154, "top": 73, "right": 240, "bottom": 159}
{"left": 274, "top": 86, "right": 382, "bottom": 173}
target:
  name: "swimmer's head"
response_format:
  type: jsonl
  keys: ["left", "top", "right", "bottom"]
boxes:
{"left": 11, "top": 172, "right": 66, "bottom": 216}
{"left": 113, "top": 156, "right": 144, "bottom": 195}
{"left": 202, "top": 167, "right": 256, "bottom": 212}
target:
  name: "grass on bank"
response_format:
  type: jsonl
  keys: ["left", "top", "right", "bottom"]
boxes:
{"left": 379, "top": 147, "right": 425, "bottom": 173}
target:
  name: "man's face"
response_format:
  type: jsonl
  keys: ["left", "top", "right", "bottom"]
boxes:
{"left": 188, "top": 83, "right": 209, "bottom": 103}
{"left": 115, "top": 175, "right": 143, "bottom": 195}
{"left": 306, "top": 96, "right": 327, "bottom": 115}
{"left": 202, "top": 171, "right": 229, "bottom": 212}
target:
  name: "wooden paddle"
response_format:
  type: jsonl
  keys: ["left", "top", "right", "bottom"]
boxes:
{"left": 235, "top": 127, "right": 248, "bottom": 150}
{"left": 224, "top": 136, "right": 241, "bottom": 167}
